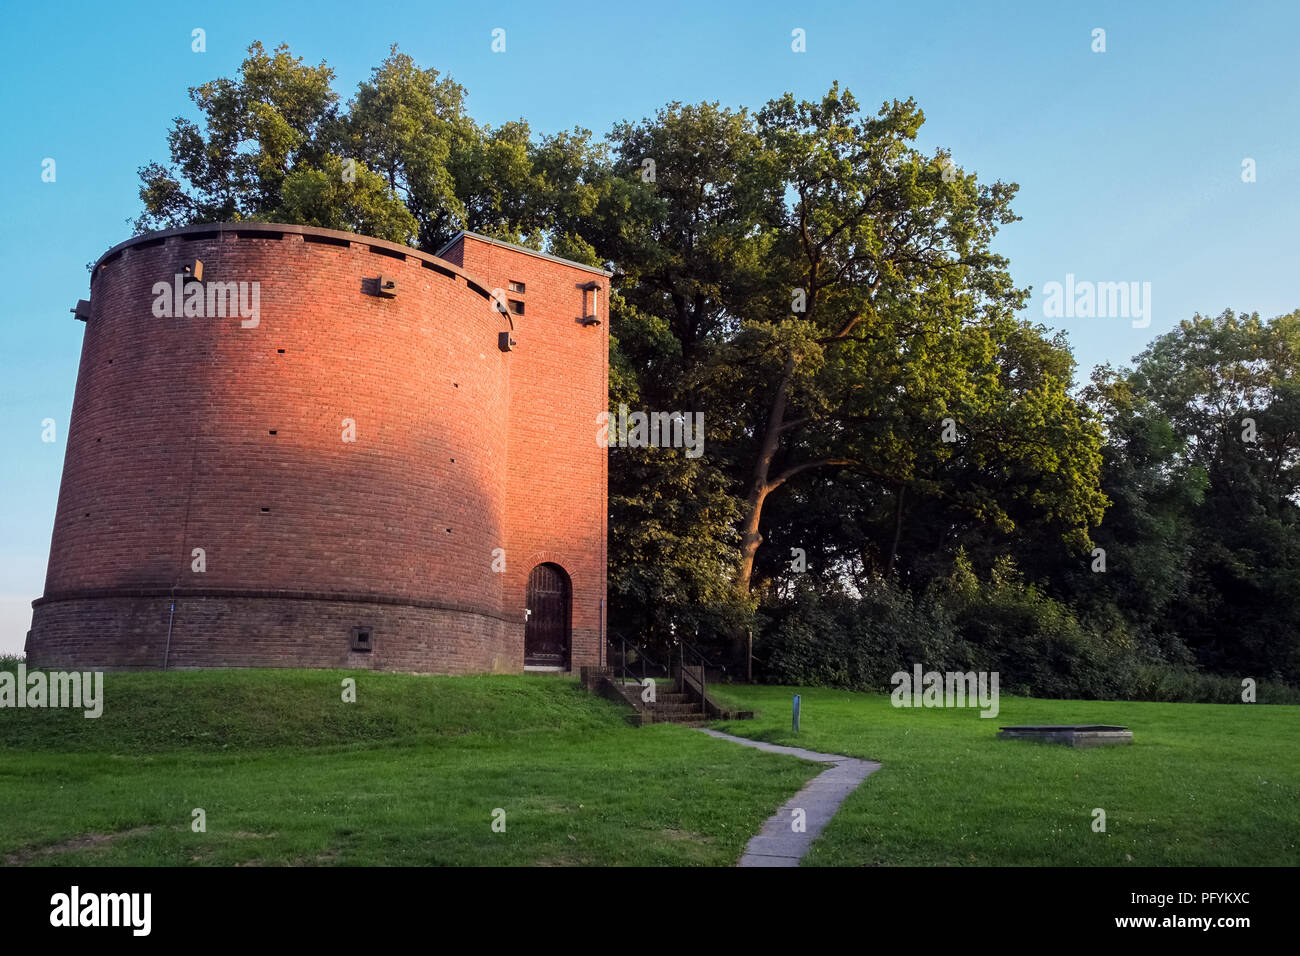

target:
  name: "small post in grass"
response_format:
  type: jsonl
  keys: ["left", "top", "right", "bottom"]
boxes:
{"left": 792, "top": 694, "right": 801, "bottom": 735}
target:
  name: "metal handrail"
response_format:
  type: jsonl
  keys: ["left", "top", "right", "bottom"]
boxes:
{"left": 615, "top": 636, "right": 666, "bottom": 685}
{"left": 679, "top": 638, "right": 726, "bottom": 676}
{"left": 677, "top": 639, "right": 722, "bottom": 715}
{"left": 613, "top": 636, "right": 724, "bottom": 716}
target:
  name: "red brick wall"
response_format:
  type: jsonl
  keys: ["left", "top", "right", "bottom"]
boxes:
{"left": 30, "top": 594, "right": 516, "bottom": 673}
{"left": 27, "top": 223, "right": 608, "bottom": 673}
{"left": 444, "top": 235, "right": 610, "bottom": 671}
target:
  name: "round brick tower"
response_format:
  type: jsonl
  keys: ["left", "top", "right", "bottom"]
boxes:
{"left": 27, "top": 223, "right": 609, "bottom": 673}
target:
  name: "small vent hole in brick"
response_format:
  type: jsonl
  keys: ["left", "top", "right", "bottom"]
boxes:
{"left": 277, "top": 349, "right": 286, "bottom": 354}
{"left": 269, "top": 430, "right": 277, "bottom": 435}
{"left": 446, "top": 528, "right": 452, "bottom": 533}
{"left": 351, "top": 626, "right": 373, "bottom": 652}
{"left": 261, "top": 507, "right": 270, "bottom": 513}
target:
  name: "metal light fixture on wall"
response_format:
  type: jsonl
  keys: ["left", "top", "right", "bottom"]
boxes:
{"left": 580, "top": 281, "right": 602, "bottom": 326}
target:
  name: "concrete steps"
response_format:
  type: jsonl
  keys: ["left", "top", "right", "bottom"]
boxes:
{"left": 581, "top": 666, "right": 754, "bottom": 727}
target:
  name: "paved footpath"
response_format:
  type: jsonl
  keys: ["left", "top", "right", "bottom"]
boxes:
{"left": 696, "top": 728, "right": 882, "bottom": 867}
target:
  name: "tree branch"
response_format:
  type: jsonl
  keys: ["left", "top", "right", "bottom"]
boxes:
{"left": 769, "top": 457, "right": 858, "bottom": 490}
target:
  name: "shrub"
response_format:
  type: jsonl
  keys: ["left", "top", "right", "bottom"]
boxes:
{"left": 759, "top": 578, "right": 973, "bottom": 692}
{"left": 755, "top": 552, "right": 1298, "bottom": 702}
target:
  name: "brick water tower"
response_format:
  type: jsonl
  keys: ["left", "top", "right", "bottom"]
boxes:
{"left": 26, "top": 223, "right": 608, "bottom": 673}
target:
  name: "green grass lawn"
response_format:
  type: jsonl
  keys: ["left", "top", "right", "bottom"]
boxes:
{"left": 709, "top": 684, "right": 1300, "bottom": 866}
{"left": 3, "top": 664, "right": 1295, "bottom": 866}
{"left": 0, "top": 668, "right": 820, "bottom": 866}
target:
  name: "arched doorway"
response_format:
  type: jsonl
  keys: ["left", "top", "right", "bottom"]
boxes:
{"left": 525, "top": 563, "right": 571, "bottom": 668}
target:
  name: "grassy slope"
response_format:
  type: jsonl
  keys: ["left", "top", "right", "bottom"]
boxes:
{"left": 0, "top": 669, "right": 820, "bottom": 866}
{"left": 6, "top": 665, "right": 1296, "bottom": 867}
{"left": 709, "top": 684, "right": 1300, "bottom": 866}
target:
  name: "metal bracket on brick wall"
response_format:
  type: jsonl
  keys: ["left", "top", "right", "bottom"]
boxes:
{"left": 498, "top": 331, "right": 517, "bottom": 352}
{"left": 375, "top": 275, "right": 398, "bottom": 298}
{"left": 70, "top": 299, "right": 91, "bottom": 321}
{"left": 183, "top": 259, "right": 204, "bottom": 282}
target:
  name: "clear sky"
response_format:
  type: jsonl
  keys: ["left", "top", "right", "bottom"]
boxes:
{"left": 1, "top": 0, "right": 1296, "bottom": 654}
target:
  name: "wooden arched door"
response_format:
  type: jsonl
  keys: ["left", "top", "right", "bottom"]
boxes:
{"left": 525, "top": 563, "right": 571, "bottom": 668}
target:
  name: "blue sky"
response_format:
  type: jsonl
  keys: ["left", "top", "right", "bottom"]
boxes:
{"left": 1, "top": 0, "right": 1297, "bottom": 654}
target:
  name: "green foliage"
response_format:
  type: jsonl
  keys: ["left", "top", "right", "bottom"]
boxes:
{"left": 339, "top": 46, "right": 471, "bottom": 249}
{"left": 1051, "top": 311, "right": 1300, "bottom": 684}
{"left": 135, "top": 42, "right": 605, "bottom": 254}
{"left": 135, "top": 42, "right": 339, "bottom": 231}
{"left": 590, "top": 85, "right": 1107, "bottom": 610}
{"left": 756, "top": 550, "right": 1293, "bottom": 702}
{"left": 607, "top": 290, "right": 753, "bottom": 650}
{"left": 275, "top": 154, "right": 419, "bottom": 243}
{"left": 939, "top": 552, "right": 1132, "bottom": 699}
{"left": 759, "top": 581, "right": 961, "bottom": 690}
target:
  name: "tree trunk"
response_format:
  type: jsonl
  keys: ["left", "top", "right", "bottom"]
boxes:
{"left": 734, "top": 357, "right": 796, "bottom": 596}
{"left": 884, "top": 484, "right": 906, "bottom": 575}
{"left": 735, "top": 483, "right": 772, "bottom": 597}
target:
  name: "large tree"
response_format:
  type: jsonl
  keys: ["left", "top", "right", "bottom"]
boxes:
{"left": 593, "top": 86, "right": 1107, "bottom": 605}
{"left": 134, "top": 43, "right": 601, "bottom": 252}
{"left": 134, "top": 42, "right": 361, "bottom": 232}
{"left": 1120, "top": 311, "right": 1300, "bottom": 679}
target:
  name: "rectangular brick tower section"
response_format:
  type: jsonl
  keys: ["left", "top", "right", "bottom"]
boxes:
{"left": 440, "top": 233, "right": 609, "bottom": 671}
